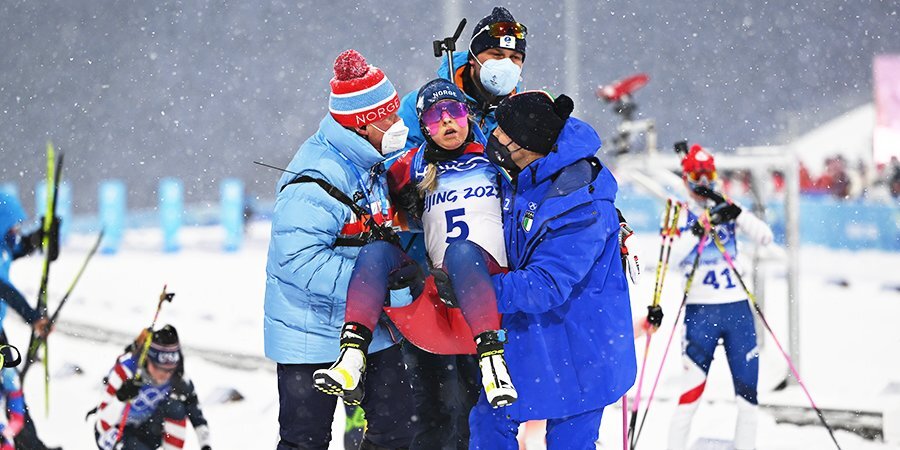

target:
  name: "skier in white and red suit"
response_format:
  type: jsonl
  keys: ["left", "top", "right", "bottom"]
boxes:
{"left": 667, "top": 145, "right": 774, "bottom": 450}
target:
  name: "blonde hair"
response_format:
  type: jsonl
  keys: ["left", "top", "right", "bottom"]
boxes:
{"left": 418, "top": 163, "right": 439, "bottom": 195}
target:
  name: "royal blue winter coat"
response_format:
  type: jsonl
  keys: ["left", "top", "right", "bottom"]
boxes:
{"left": 491, "top": 118, "right": 637, "bottom": 420}
{"left": 263, "top": 114, "right": 411, "bottom": 364}
{"left": 397, "top": 51, "right": 519, "bottom": 152}
{"left": 0, "top": 192, "right": 42, "bottom": 333}
{"left": 0, "top": 192, "right": 27, "bottom": 284}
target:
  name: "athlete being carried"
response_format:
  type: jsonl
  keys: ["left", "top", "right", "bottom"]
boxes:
{"left": 314, "top": 78, "right": 517, "bottom": 409}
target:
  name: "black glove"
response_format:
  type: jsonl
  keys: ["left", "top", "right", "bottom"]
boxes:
{"left": 691, "top": 185, "right": 727, "bottom": 205}
{"left": 691, "top": 185, "right": 742, "bottom": 222}
{"left": 393, "top": 184, "right": 424, "bottom": 222}
{"left": 201, "top": 446, "right": 212, "bottom": 450}
{"left": 369, "top": 223, "right": 400, "bottom": 247}
{"left": 709, "top": 202, "right": 742, "bottom": 225}
{"left": 386, "top": 262, "right": 425, "bottom": 291}
{"left": 690, "top": 220, "right": 706, "bottom": 237}
{"left": 647, "top": 305, "right": 664, "bottom": 329}
{"left": 115, "top": 378, "right": 142, "bottom": 402}
{"left": 23, "top": 216, "right": 61, "bottom": 261}
{"left": 430, "top": 269, "right": 458, "bottom": 307}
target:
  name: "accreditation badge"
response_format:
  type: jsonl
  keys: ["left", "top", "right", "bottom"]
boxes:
{"left": 522, "top": 210, "right": 534, "bottom": 232}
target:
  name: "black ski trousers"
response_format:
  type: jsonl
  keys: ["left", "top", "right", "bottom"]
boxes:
{"left": 276, "top": 344, "right": 414, "bottom": 450}
{"left": 401, "top": 342, "right": 480, "bottom": 450}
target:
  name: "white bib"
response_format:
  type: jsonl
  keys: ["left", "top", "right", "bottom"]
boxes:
{"left": 419, "top": 155, "right": 507, "bottom": 269}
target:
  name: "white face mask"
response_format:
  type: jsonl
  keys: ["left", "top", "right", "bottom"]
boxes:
{"left": 477, "top": 57, "right": 521, "bottom": 96}
{"left": 370, "top": 119, "right": 409, "bottom": 155}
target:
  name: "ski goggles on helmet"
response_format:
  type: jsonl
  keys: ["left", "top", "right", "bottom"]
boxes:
{"left": 483, "top": 21, "right": 528, "bottom": 39}
{"left": 421, "top": 101, "right": 469, "bottom": 136}
{"left": 685, "top": 169, "right": 718, "bottom": 186}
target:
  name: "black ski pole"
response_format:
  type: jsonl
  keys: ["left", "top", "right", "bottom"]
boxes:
{"left": 21, "top": 229, "right": 105, "bottom": 378}
{"left": 30, "top": 144, "right": 63, "bottom": 414}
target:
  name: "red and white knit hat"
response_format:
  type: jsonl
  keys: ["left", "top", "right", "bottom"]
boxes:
{"left": 329, "top": 49, "right": 400, "bottom": 128}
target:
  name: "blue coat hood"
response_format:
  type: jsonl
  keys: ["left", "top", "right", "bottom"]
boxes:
{"left": 520, "top": 117, "right": 607, "bottom": 190}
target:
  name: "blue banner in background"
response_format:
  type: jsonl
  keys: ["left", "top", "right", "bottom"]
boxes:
{"left": 57, "top": 182, "right": 72, "bottom": 244}
{"left": 35, "top": 181, "right": 47, "bottom": 227}
{"left": 99, "top": 180, "right": 126, "bottom": 254}
{"left": 159, "top": 178, "right": 183, "bottom": 253}
{"left": 616, "top": 186, "right": 900, "bottom": 251}
{"left": 220, "top": 178, "right": 244, "bottom": 252}
{"left": 795, "top": 197, "right": 900, "bottom": 251}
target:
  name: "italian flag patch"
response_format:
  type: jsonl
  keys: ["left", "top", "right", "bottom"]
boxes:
{"left": 522, "top": 210, "right": 534, "bottom": 232}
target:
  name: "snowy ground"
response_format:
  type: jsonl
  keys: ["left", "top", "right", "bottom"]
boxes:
{"left": 6, "top": 222, "right": 900, "bottom": 449}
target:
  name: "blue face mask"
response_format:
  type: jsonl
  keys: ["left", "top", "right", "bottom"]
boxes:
{"left": 477, "top": 58, "right": 521, "bottom": 97}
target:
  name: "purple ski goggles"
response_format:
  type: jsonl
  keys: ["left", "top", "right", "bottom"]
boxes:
{"left": 421, "top": 101, "right": 469, "bottom": 136}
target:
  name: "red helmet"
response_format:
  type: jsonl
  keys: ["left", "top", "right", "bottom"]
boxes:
{"left": 681, "top": 144, "right": 717, "bottom": 185}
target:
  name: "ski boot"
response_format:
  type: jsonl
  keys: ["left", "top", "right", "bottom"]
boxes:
{"left": 313, "top": 322, "right": 370, "bottom": 405}
{"left": 475, "top": 330, "right": 517, "bottom": 408}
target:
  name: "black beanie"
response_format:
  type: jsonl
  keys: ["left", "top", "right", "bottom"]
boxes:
{"left": 496, "top": 92, "right": 574, "bottom": 154}
{"left": 469, "top": 7, "right": 527, "bottom": 58}
{"left": 147, "top": 324, "right": 181, "bottom": 369}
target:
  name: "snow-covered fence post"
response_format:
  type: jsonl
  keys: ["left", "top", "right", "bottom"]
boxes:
{"left": 99, "top": 180, "right": 126, "bottom": 254}
{"left": 220, "top": 178, "right": 244, "bottom": 252}
{"left": 159, "top": 178, "right": 183, "bottom": 253}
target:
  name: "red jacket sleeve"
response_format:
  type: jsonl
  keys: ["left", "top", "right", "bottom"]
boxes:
{"left": 387, "top": 148, "right": 416, "bottom": 196}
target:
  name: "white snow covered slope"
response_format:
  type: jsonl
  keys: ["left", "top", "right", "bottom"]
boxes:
{"left": 6, "top": 223, "right": 899, "bottom": 449}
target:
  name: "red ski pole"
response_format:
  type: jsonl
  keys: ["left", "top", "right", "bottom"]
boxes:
{"left": 707, "top": 229, "right": 841, "bottom": 450}
{"left": 116, "top": 285, "right": 175, "bottom": 443}
{"left": 632, "top": 209, "right": 710, "bottom": 449}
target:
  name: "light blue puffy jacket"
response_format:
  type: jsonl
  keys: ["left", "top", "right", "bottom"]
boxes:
{"left": 263, "top": 114, "right": 411, "bottom": 364}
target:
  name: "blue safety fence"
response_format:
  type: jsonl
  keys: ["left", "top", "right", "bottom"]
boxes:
{"left": 616, "top": 186, "right": 900, "bottom": 251}
{"left": 4, "top": 179, "right": 897, "bottom": 252}
{"left": 220, "top": 178, "right": 244, "bottom": 252}
{"left": 3, "top": 178, "right": 252, "bottom": 254}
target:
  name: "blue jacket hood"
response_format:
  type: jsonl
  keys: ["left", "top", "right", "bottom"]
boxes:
{"left": 524, "top": 117, "right": 603, "bottom": 183}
